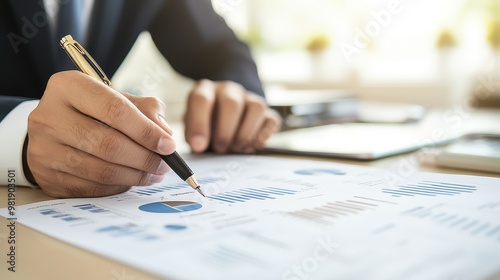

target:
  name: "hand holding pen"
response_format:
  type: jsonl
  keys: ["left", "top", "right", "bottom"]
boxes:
{"left": 60, "top": 35, "right": 204, "bottom": 196}
{"left": 25, "top": 35, "right": 203, "bottom": 198}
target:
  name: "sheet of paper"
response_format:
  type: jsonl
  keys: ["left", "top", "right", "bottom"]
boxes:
{"left": 2, "top": 155, "right": 500, "bottom": 280}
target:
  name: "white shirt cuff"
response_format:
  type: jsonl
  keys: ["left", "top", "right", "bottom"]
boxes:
{"left": 0, "top": 100, "right": 39, "bottom": 188}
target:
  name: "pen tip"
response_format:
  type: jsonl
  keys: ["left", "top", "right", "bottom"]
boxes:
{"left": 185, "top": 176, "right": 205, "bottom": 197}
{"left": 196, "top": 186, "right": 206, "bottom": 197}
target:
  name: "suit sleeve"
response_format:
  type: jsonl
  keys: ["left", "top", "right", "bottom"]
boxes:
{"left": 148, "top": 0, "right": 265, "bottom": 97}
{"left": 0, "top": 96, "right": 38, "bottom": 187}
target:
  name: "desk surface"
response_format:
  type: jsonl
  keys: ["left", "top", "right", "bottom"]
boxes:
{"left": 1, "top": 109, "right": 499, "bottom": 280}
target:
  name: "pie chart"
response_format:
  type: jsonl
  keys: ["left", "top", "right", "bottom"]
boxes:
{"left": 138, "top": 201, "right": 202, "bottom": 213}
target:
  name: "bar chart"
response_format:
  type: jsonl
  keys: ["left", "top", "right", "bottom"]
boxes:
{"left": 402, "top": 206, "right": 500, "bottom": 240}
{"left": 96, "top": 223, "right": 158, "bottom": 240}
{"left": 39, "top": 209, "right": 59, "bottom": 215}
{"left": 73, "top": 203, "right": 110, "bottom": 213}
{"left": 382, "top": 180, "right": 477, "bottom": 197}
{"left": 289, "top": 196, "right": 396, "bottom": 224}
{"left": 202, "top": 244, "right": 263, "bottom": 269}
{"left": 131, "top": 184, "right": 186, "bottom": 196}
{"left": 130, "top": 177, "right": 225, "bottom": 196}
{"left": 207, "top": 187, "right": 299, "bottom": 204}
{"left": 39, "top": 208, "right": 85, "bottom": 222}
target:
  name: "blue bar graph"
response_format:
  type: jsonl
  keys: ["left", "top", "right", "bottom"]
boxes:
{"left": 40, "top": 209, "right": 59, "bottom": 215}
{"left": 204, "top": 245, "right": 261, "bottom": 267}
{"left": 382, "top": 180, "right": 477, "bottom": 198}
{"left": 95, "top": 223, "right": 158, "bottom": 240}
{"left": 131, "top": 177, "right": 225, "bottom": 196}
{"left": 207, "top": 187, "right": 299, "bottom": 204}
{"left": 73, "top": 204, "right": 109, "bottom": 213}
{"left": 131, "top": 184, "right": 187, "bottom": 196}
{"left": 41, "top": 211, "right": 84, "bottom": 222}
{"left": 402, "top": 206, "right": 500, "bottom": 240}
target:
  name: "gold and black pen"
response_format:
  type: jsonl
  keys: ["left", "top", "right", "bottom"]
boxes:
{"left": 60, "top": 35, "right": 205, "bottom": 197}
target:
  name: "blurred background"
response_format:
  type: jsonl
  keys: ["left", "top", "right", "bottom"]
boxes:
{"left": 112, "top": 0, "right": 500, "bottom": 122}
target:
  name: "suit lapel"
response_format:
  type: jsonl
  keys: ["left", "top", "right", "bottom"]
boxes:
{"left": 9, "top": 0, "right": 58, "bottom": 84}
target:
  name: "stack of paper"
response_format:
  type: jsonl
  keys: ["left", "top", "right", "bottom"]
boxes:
{"left": 2, "top": 155, "right": 499, "bottom": 280}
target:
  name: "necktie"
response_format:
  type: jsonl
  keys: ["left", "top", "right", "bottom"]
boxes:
{"left": 56, "top": 0, "right": 83, "bottom": 70}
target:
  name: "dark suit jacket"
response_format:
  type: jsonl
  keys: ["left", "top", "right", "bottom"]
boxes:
{"left": 0, "top": 0, "right": 264, "bottom": 120}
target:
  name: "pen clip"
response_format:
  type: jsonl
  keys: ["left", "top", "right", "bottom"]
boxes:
{"left": 60, "top": 35, "right": 111, "bottom": 86}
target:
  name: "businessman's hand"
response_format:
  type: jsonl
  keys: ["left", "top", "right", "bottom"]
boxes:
{"left": 184, "top": 79, "right": 281, "bottom": 154}
{"left": 26, "top": 71, "right": 175, "bottom": 198}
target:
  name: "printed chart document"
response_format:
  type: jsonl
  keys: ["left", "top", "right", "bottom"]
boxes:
{"left": 1, "top": 155, "right": 500, "bottom": 280}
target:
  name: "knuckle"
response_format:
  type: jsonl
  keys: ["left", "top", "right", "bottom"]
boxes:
{"left": 100, "top": 134, "right": 122, "bottom": 160}
{"left": 142, "top": 96, "right": 165, "bottom": 111}
{"left": 27, "top": 109, "right": 46, "bottom": 131}
{"left": 46, "top": 71, "right": 79, "bottom": 94}
{"left": 46, "top": 71, "right": 67, "bottom": 86}
{"left": 71, "top": 122, "right": 96, "bottom": 152}
{"left": 221, "top": 80, "right": 243, "bottom": 91}
{"left": 146, "top": 96, "right": 163, "bottom": 106}
{"left": 195, "top": 79, "right": 213, "bottom": 88}
{"left": 65, "top": 150, "right": 86, "bottom": 172}
{"left": 27, "top": 107, "right": 62, "bottom": 138}
{"left": 97, "top": 164, "right": 118, "bottom": 184}
{"left": 101, "top": 96, "right": 128, "bottom": 126}
{"left": 189, "top": 90, "right": 212, "bottom": 105}
{"left": 247, "top": 97, "right": 267, "bottom": 114}
{"left": 198, "top": 78, "right": 211, "bottom": 84}
{"left": 220, "top": 93, "right": 243, "bottom": 108}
